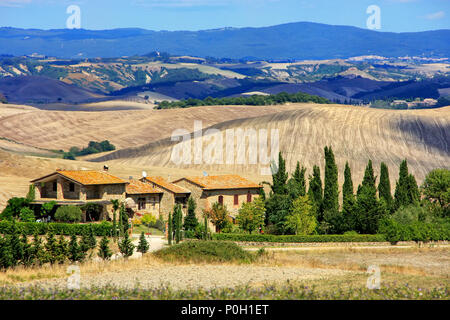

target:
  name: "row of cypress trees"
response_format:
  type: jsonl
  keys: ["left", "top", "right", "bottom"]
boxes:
{"left": 266, "top": 147, "right": 421, "bottom": 234}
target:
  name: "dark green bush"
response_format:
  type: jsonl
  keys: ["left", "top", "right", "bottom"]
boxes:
{"left": 211, "top": 233, "right": 386, "bottom": 243}
{"left": 153, "top": 240, "right": 256, "bottom": 263}
{"left": 0, "top": 220, "right": 113, "bottom": 236}
{"left": 378, "top": 218, "right": 450, "bottom": 244}
{"left": 55, "top": 206, "right": 82, "bottom": 223}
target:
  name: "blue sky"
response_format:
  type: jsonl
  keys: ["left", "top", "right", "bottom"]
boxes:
{"left": 0, "top": 0, "right": 449, "bottom": 32}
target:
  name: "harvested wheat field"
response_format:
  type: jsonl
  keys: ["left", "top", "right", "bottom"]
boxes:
{"left": 0, "top": 104, "right": 308, "bottom": 150}
{"left": 93, "top": 104, "right": 450, "bottom": 185}
{"left": 4, "top": 245, "right": 448, "bottom": 293}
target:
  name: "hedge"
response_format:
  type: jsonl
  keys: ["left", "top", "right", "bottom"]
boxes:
{"left": 0, "top": 220, "right": 113, "bottom": 236}
{"left": 212, "top": 233, "right": 386, "bottom": 243}
{"left": 378, "top": 219, "right": 450, "bottom": 244}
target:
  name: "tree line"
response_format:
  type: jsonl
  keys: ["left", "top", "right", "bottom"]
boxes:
{"left": 156, "top": 92, "right": 330, "bottom": 109}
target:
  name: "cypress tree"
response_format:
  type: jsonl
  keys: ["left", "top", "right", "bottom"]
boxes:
{"left": 44, "top": 232, "right": 58, "bottom": 264}
{"left": 323, "top": 147, "right": 340, "bottom": 232}
{"left": 361, "top": 159, "right": 376, "bottom": 190}
{"left": 168, "top": 212, "right": 173, "bottom": 245}
{"left": 183, "top": 197, "right": 199, "bottom": 231}
{"left": 288, "top": 161, "right": 307, "bottom": 199}
{"left": 0, "top": 235, "right": 14, "bottom": 270}
{"left": 378, "top": 162, "right": 393, "bottom": 210}
{"left": 9, "top": 221, "right": 23, "bottom": 265}
{"left": 355, "top": 160, "right": 386, "bottom": 234}
{"left": 98, "top": 236, "right": 113, "bottom": 260}
{"left": 56, "top": 235, "right": 69, "bottom": 264}
{"left": 342, "top": 162, "right": 356, "bottom": 231}
{"left": 80, "top": 228, "right": 91, "bottom": 257}
{"left": 342, "top": 162, "right": 354, "bottom": 200}
{"left": 137, "top": 232, "right": 150, "bottom": 254}
{"left": 21, "top": 233, "right": 34, "bottom": 267}
{"left": 173, "top": 204, "right": 182, "bottom": 244}
{"left": 87, "top": 225, "right": 97, "bottom": 250}
{"left": 271, "top": 152, "right": 288, "bottom": 195}
{"left": 204, "top": 215, "right": 208, "bottom": 240}
{"left": 323, "top": 146, "right": 339, "bottom": 213}
{"left": 68, "top": 233, "right": 83, "bottom": 263}
{"left": 111, "top": 199, "right": 120, "bottom": 241}
{"left": 394, "top": 159, "right": 420, "bottom": 210}
{"left": 118, "top": 231, "right": 135, "bottom": 258}
{"left": 308, "top": 165, "right": 323, "bottom": 221}
{"left": 394, "top": 159, "right": 409, "bottom": 210}
{"left": 119, "top": 203, "right": 129, "bottom": 236}
{"left": 31, "top": 232, "right": 45, "bottom": 266}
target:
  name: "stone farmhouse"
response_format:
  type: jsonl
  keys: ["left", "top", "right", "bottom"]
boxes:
{"left": 125, "top": 179, "right": 163, "bottom": 217}
{"left": 139, "top": 176, "right": 191, "bottom": 218}
{"left": 30, "top": 170, "right": 262, "bottom": 229}
{"left": 172, "top": 175, "right": 262, "bottom": 226}
{"left": 30, "top": 169, "right": 127, "bottom": 221}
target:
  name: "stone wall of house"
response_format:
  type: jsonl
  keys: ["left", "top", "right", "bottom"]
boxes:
{"left": 204, "top": 188, "right": 260, "bottom": 217}
{"left": 173, "top": 180, "right": 206, "bottom": 218}
{"left": 61, "top": 179, "right": 81, "bottom": 200}
{"left": 100, "top": 184, "right": 126, "bottom": 200}
{"left": 36, "top": 180, "right": 57, "bottom": 199}
{"left": 128, "top": 194, "right": 161, "bottom": 217}
{"left": 159, "top": 191, "right": 175, "bottom": 219}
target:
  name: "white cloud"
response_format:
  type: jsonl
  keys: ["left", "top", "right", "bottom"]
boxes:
{"left": 425, "top": 11, "right": 445, "bottom": 20}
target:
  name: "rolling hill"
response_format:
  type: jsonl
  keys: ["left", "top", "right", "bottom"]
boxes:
{"left": 0, "top": 104, "right": 309, "bottom": 150}
{"left": 0, "top": 76, "right": 105, "bottom": 104}
{"left": 1, "top": 22, "right": 449, "bottom": 59}
{"left": 90, "top": 104, "right": 450, "bottom": 186}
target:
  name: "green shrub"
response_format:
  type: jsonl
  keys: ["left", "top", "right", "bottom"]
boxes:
{"left": 55, "top": 206, "right": 82, "bottom": 223}
{"left": 153, "top": 240, "right": 256, "bottom": 263}
{"left": 0, "top": 220, "right": 113, "bottom": 236}
{"left": 19, "top": 207, "right": 35, "bottom": 223}
{"left": 118, "top": 232, "right": 135, "bottom": 258}
{"left": 211, "top": 233, "right": 386, "bottom": 243}
{"left": 98, "top": 236, "right": 113, "bottom": 260}
{"left": 378, "top": 218, "right": 450, "bottom": 244}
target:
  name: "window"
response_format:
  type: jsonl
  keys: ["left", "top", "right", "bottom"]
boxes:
{"left": 218, "top": 195, "right": 224, "bottom": 205}
{"left": 69, "top": 183, "right": 75, "bottom": 192}
{"left": 138, "top": 197, "right": 146, "bottom": 210}
{"left": 52, "top": 181, "right": 57, "bottom": 192}
{"left": 234, "top": 194, "right": 239, "bottom": 206}
{"left": 247, "top": 192, "right": 252, "bottom": 203}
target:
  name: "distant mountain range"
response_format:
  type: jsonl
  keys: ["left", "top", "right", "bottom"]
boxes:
{"left": 0, "top": 22, "right": 449, "bottom": 59}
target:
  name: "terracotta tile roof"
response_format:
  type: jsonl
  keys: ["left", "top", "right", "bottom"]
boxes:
{"left": 31, "top": 170, "right": 127, "bottom": 185}
{"left": 142, "top": 176, "right": 190, "bottom": 194}
{"left": 126, "top": 179, "right": 163, "bottom": 195}
{"left": 173, "top": 175, "right": 261, "bottom": 190}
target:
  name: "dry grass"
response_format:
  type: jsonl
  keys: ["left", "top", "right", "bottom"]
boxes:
{"left": 259, "top": 247, "right": 450, "bottom": 277}
{"left": 1, "top": 245, "right": 448, "bottom": 289}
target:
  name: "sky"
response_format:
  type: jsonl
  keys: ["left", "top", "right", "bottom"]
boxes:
{"left": 0, "top": 0, "right": 449, "bottom": 32}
